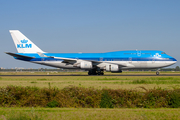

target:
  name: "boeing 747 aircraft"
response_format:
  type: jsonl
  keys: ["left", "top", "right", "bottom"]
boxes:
{"left": 6, "top": 30, "right": 177, "bottom": 75}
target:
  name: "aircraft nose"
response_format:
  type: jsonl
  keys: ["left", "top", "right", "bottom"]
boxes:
{"left": 171, "top": 57, "right": 177, "bottom": 64}
{"left": 173, "top": 58, "right": 177, "bottom": 62}
{"left": 165, "top": 57, "right": 177, "bottom": 67}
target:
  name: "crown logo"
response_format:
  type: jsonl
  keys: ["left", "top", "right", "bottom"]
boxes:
{"left": 21, "top": 39, "right": 28, "bottom": 43}
{"left": 154, "top": 53, "right": 161, "bottom": 58}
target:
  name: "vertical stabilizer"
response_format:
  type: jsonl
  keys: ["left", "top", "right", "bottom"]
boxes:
{"left": 9, "top": 30, "right": 44, "bottom": 53}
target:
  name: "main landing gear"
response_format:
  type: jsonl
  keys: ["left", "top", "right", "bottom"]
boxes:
{"left": 88, "top": 69, "right": 104, "bottom": 75}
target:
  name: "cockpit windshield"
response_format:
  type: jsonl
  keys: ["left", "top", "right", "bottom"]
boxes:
{"left": 161, "top": 52, "right": 166, "bottom": 54}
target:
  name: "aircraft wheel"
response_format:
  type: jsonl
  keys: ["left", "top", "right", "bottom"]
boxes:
{"left": 98, "top": 72, "right": 101, "bottom": 75}
{"left": 92, "top": 70, "right": 97, "bottom": 75}
{"left": 156, "top": 71, "right": 159, "bottom": 75}
{"left": 101, "top": 72, "right": 104, "bottom": 75}
{"left": 88, "top": 71, "right": 92, "bottom": 75}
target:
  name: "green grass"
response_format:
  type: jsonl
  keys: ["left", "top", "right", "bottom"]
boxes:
{"left": 98, "top": 77, "right": 126, "bottom": 80}
{"left": 0, "top": 108, "right": 180, "bottom": 120}
{"left": 0, "top": 76, "right": 180, "bottom": 90}
{"left": 131, "top": 79, "right": 180, "bottom": 84}
{"left": 0, "top": 72, "right": 180, "bottom": 119}
{"left": 0, "top": 71, "right": 180, "bottom": 76}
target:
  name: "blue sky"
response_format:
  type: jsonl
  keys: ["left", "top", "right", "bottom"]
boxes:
{"left": 0, "top": 0, "right": 180, "bottom": 68}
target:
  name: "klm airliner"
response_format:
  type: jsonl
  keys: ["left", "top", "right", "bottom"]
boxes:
{"left": 6, "top": 30, "right": 177, "bottom": 75}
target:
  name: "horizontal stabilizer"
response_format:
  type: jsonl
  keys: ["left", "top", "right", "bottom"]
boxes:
{"left": 5, "top": 52, "right": 35, "bottom": 59}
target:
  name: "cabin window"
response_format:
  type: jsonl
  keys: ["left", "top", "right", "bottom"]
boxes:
{"left": 161, "top": 52, "right": 166, "bottom": 54}
{"left": 124, "top": 53, "right": 137, "bottom": 55}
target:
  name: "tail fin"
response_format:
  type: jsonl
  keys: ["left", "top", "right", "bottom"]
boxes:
{"left": 9, "top": 30, "right": 44, "bottom": 53}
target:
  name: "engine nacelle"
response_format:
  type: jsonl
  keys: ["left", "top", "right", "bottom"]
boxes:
{"left": 80, "top": 61, "right": 93, "bottom": 69}
{"left": 106, "top": 64, "right": 121, "bottom": 72}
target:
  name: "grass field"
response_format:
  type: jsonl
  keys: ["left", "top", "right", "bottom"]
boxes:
{"left": 0, "top": 74, "right": 180, "bottom": 90}
{"left": 0, "top": 71, "right": 180, "bottom": 75}
{"left": 0, "top": 108, "right": 180, "bottom": 120}
{"left": 0, "top": 71, "right": 180, "bottom": 119}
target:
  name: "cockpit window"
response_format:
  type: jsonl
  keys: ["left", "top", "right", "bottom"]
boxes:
{"left": 161, "top": 52, "right": 166, "bottom": 54}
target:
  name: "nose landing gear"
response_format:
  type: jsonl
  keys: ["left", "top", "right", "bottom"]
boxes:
{"left": 156, "top": 69, "right": 160, "bottom": 75}
{"left": 156, "top": 71, "right": 159, "bottom": 75}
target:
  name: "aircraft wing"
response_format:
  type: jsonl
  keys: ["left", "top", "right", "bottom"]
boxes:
{"left": 37, "top": 52, "right": 77, "bottom": 63}
{"left": 54, "top": 56, "right": 127, "bottom": 67}
{"left": 37, "top": 52, "right": 127, "bottom": 67}
{"left": 5, "top": 52, "right": 35, "bottom": 59}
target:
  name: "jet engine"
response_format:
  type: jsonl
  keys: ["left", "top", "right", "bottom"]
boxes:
{"left": 80, "top": 61, "right": 93, "bottom": 69}
{"left": 106, "top": 64, "right": 122, "bottom": 72}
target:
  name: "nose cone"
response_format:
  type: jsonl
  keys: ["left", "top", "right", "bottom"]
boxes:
{"left": 163, "top": 57, "right": 177, "bottom": 67}
{"left": 174, "top": 58, "right": 177, "bottom": 64}
{"left": 169, "top": 57, "right": 177, "bottom": 65}
{"left": 172, "top": 57, "right": 177, "bottom": 62}
{"left": 172, "top": 60, "right": 177, "bottom": 65}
